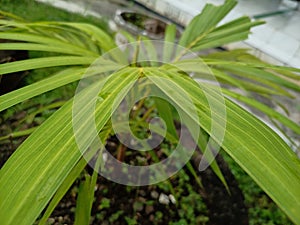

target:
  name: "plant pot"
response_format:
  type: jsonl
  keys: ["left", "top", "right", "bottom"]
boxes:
{"left": 114, "top": 10, "right": 182, "bottom": 39}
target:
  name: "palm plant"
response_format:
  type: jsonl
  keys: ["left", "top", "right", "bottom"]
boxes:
{"left": 0, "top": 0, "right": 300, "bottom": 224}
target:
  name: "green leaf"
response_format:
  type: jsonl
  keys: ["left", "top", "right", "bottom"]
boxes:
{"left": 154, "top": 97, "right": 178, "bottom": 138}
{"left": 0, "top": 67, "right": 140, "bottom": 225}
{"left": 214, "top": 64, "right": 300, "bottom": 93}
{"left": 140, "top": 36, "right": 159, "bottom": 66}
{"left": 0, "top": 59, "right": 121, "bottom": 111}
{"left": 0, "top": 32, "right": 99, "bottom": 57}
{"left": 37, "top": 158, "right": 87, "bottom": 225}
{"left": 203, "top": 49, "right": 300, "bottom": 74}
{"left": 0, "top": 56, "right": 96, "bottom": 74}
{"left": 0, "top": 67, "right": 85, "bottom": 111}
{"left": 163, "top": 24, "right": 177, "bottom": 62}
{"left": 0, "top": 42, "right": 93, "bottom": 56}
{"left": 74, "top": 175, "right": 92, "bottom": 225}
{"left": 145, "top": 68, "right": 300, "bottom": 224}
{"left": 179, "top": 0, "right": 237, "bottom": 48}
{"left": 61, "top": 22, "right": 127, "bottom": 64}
{"left": 222, "top": 88, "right": 300, "bottom": 134}
{"left": 37, "top": 128, "right": 111, "bottom": 225}
{"left": 192, "top": 17, "right": 264, "bottom": 51}
{"left": 170, "top": 58, "right": 295, "bottom": 97}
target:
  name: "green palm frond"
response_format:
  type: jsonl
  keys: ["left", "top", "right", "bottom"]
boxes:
{"left": 0, "top": 0, "right": 299, "bottom": 224}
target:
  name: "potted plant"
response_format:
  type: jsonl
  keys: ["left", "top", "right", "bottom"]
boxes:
{"left": 0, "top": 0, "right": 299, "bottom": 224}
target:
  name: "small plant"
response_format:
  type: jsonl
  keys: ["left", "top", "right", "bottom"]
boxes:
{"left": 0, "top": 0, "right": 300, "bottom": 224}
